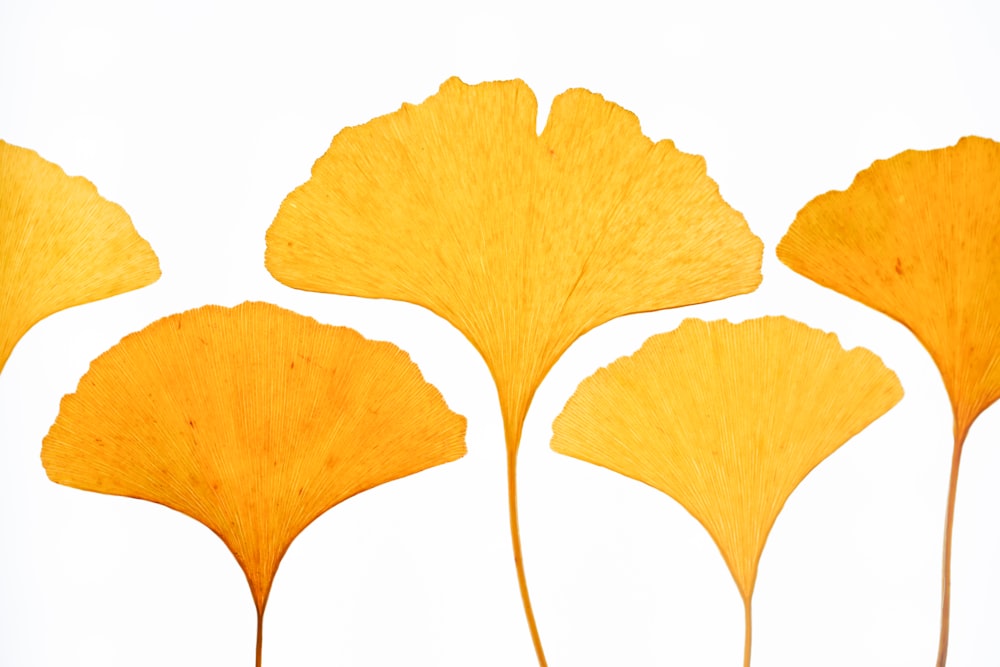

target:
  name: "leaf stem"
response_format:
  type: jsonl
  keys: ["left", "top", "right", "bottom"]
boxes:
{"left": 743, "top": 596, "right": 752, "bottom": 667}
{"left": 508, "top": 448, "right": 547, "bottom": 666}
{"left": 256, "top": 608, "right": 264, "bottom": 667}
{"left": 936, "top": 421, "right": 969, "bottom": 667}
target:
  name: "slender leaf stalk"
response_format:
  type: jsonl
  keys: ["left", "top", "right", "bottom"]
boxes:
{"left": 256, "top": 608, "right": 264, "bottom": 667}
{"left": 743, "top": 596, "right": 752, "bottom": 667}
{"left": 507, "top": 445, "right": 547, "bottom": 666}
{"left": 936, "top": 420, "right": 970, "bottom": 667}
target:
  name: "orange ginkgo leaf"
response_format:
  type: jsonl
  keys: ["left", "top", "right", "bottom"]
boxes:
{"left": 551, "top": 317, "right": 903, "bottom": 667}
{"left": 265, "top": 77, "right": 763, "bottom": 663}
{"left": 776, "top": 136, "right": 1000, "bottom": 667}
{"left": 0, "top": 140, "right": 160, "bottom": 372}
{"left": 42, "top": 301, "right": 467, "bottom": 667}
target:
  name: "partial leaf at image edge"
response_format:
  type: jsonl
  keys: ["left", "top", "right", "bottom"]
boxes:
{"left": 0, "top": 140, "right": 161, "bottom": 373}
{"left": 777, "top": 136, "right": 1000, "bottom": 667}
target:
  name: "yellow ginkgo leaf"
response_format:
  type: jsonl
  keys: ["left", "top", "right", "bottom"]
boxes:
{"left": 776, "top": 136, "right": 1000, "bottom": 666}
{"left": 265, "top": 77, "right": 763, "bottom": 663}
{"left": 42, "top": 301, "right": 467, "bottom": 667}
{"left": 0, "top": 140, "right": 160, "bottom": 372}
{"left": 551, "top": 317, "right": 903, "bottom": 667}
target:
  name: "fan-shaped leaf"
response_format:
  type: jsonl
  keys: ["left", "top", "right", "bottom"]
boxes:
{"left": 551, "top": 317, "right": 902, "bottom": 666}
{"left": 265, "top": 77, "right": 763, "bottom": 662}
{"left": 42, "top": 301, "right": 467, "bottom": 665}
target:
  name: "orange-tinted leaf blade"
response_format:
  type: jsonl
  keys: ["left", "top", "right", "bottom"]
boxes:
{"left": 777, "top": 136, "right": 1000, "bottom": 434}
{"left": 42, "top": 301, "right": 467, "bottom": 616}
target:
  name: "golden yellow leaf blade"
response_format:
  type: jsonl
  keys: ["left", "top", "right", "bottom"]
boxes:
{"left": 266, "top": 77, "right": 764, "bottom": 450}
{"left": 776, "top": 136, "right": 1000, "bottom": 435}
{"left": 42, "top": 302, "right": 467, "bottom": 621}
{"left": 551, "top": 317, "right": 902, "bottom": 603}
{"left": 0, "top": 140, "right": 161, "bottom": 371}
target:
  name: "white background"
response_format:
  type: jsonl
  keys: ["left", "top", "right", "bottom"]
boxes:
{"left": 1, "top": 1, "right": 999, "bottom": 665}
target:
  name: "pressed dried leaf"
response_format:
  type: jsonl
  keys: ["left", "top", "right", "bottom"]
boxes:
{"left": 777, "top": 136, "right": 1000, "bottom": 435}
{"left": 42, "top": 301, "right": 467, "bottom": 665}
{"left": 265, "top": 77, "right": 763, "bottom": 662}
{"left": 551, "top": 317, "right": 902, "bottom": 666}
{"left": 776, "top": 136, "right": 1000, "bottom": 666}
{"left": 0, "top": 140, "right": 160, "bottom": 371}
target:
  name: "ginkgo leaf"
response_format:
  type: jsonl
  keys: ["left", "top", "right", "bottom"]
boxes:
{"left": 42, "top": 301, "right": 467, "bottom": 667}
{"left": 551, "top": 316, "right": 903, "bottom": 667}
{"left": 265, "top": 77, "right": 763, "bottom": 663}
{"left": 776, "top": 136, "right": 1000, "bottom": 667}
{"left": 0, "top": 140, "right": 160, "bottom": 372}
